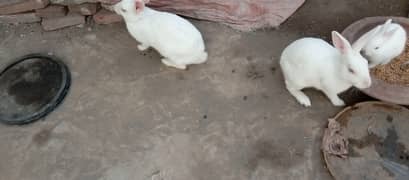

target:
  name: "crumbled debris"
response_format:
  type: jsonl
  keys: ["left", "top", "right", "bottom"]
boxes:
{"left": 322, "top": 118, "right": 349, "bottom": 158}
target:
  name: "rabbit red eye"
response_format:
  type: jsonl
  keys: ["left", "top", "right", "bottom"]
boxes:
{"left": 348, "top": 67, "right": 355, "bottom": 74}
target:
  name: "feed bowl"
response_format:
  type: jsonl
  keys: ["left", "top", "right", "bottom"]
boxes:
{"left": 342, "top": 16, "right": 409, "bottom": 105}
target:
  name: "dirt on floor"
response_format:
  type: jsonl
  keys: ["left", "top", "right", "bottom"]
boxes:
{"left": 0, "top": 0, "right": 408, "bottom": 180}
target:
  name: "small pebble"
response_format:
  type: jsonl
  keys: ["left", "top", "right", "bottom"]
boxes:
{"left": 271, "top": 67, "right": 277, "bottom": 73}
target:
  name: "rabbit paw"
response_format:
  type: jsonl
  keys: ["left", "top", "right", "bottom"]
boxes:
{"left": 137, "top": 44, "right": 149, "bottom": 51}
{"left": 324, "top": 91, "right": 345, "bottom": 106}
{"left": 161, "top": 58, "right": 187, "bottom": 70}
{"left": 331, "top": 98, "right": 345, "bottom": 106}
{"left": 296, "top": 95, "right": 312, "bottom": 107}
{"left": 287, "top": 88, "right": 311, "bottom": 107}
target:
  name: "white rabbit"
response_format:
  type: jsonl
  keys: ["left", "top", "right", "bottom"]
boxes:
{"left": 353, "top": 19, "right": 407, "bottom": 68}
{"left": 279, "top": 31, "right": 378, "bottom": 107}
{"left": 113, "top": 0, "right": 208, "bottom": 69}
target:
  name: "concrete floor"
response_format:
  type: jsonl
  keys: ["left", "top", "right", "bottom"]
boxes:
{"left": 0, "top": 0, "right": 408, "bottom": 180}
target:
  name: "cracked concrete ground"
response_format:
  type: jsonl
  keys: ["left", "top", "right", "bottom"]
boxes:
{"left": 0, "top": 0, "right": 408, "bottom": 180}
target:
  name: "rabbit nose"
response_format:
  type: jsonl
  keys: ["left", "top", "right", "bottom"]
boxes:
{"left": 360, "top": 50, "right": 370, "bottom": 61}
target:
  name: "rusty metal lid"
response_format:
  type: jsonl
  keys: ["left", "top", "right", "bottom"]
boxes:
{"left": 323, "top": 101, "right": 409, "bottom": 180}
{"left": 0, "top": 54, "right": 70, "bottom": 125}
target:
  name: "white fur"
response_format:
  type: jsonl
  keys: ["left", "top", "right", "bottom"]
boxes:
{"left": 280, "top": 31, "right": 372, "bottom": 107}
{"left": 114, "top": 0, "right": 208, "bottom": 69}
{"left": 353, "top": 19, "right": 407, "bottom": 68}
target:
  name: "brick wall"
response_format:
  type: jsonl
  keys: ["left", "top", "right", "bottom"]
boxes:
{"left": 0, "top": 0, "right": 306, "bottom": 31}
{"left": 0, "top": 0, "right": 122, "bottom": 31}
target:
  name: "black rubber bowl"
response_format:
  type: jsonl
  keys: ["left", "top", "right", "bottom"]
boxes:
{"left": 0, "top": 54, "right": 71, "bottom": 125}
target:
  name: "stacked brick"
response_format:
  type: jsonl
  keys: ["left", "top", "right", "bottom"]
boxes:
{"left": 0, "top": 0, "right": 122, "bottom": 31}
{"left": 1, "top": 0, "right": 306, "bottom": 31}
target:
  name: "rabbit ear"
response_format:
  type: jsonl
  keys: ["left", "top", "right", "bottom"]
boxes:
{"left": 383, "top": 27, "right": 400, "bottom": 38}
{"left": 382, "top": 19, "right": 393, "bottom": 32}
{"left": 332, "top": 31, "right": 352, "bottom": 54}
{"left": 352, "top": 25, "right": 382, "bottom": 51}
{"left": 135, "top": 0, "right": 145, "bottom": 13}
